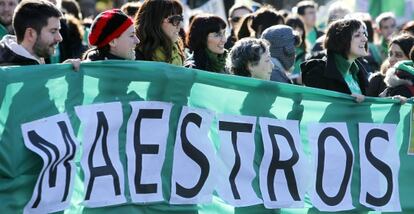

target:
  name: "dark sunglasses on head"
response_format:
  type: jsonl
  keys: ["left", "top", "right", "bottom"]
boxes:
{"left": 230, "top": 16, "right": 241, "bottom": 22}
{"left": 167, "top": 15, "right": 184, "bottom": 27}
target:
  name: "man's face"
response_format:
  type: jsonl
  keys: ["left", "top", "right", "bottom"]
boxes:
{"left": 380, "top": 18, "right": 396, "bottom": 40}
{"left": 0, "top": 0, "right": 18, "bottom": 26}
{"left": 33, "top": 17, "right": 63, "bottom": 58}
{"left": 302, "top": 7, "right": 317, "bottom": 27}
{"left": 229, "top": 8, "right": 251, "bottom": 30}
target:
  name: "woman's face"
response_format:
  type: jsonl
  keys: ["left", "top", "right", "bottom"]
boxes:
{"left": 206, "top": 29, "right": 226, "bottom": 54}
{"left": 348, "top": 25, "right": 369, "bottom": 60}
{"left": 388, "top": 43, "right": 409, "bottom": 67}
{"left": 161, "top": 14, "right": 183, "bottom": 43}
{"left": 110, "top": 25, "right": 140, "bottom": 60}
{"left": 248, "top": 49, "right": 274, "bottom": 80}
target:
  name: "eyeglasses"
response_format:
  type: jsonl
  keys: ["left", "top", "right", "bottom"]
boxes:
{"left": 230, "top": 16, "right": 241, "bottom": 23}
{"left": 209, "top": 31, "right": 226, "bottom": 39}
{"left": 166, "top": 15, "right": 184, "bottom": 27}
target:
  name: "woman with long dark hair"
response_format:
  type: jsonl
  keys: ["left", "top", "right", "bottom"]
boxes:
{"left": 301, "top": 18, "right": 370, "bottom": 102}
{"left": 186, "top": 14, "right": 227, "bottom": 73}
{"left": 134, "top": 0, "right": 185, "bottom": 65}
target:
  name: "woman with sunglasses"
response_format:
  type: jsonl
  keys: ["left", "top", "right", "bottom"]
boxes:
{"left": 134, "top": 0, "right": 185, "bottom": 66}
{"left": 186, "top": 14, "right": 227, "bottom": 73}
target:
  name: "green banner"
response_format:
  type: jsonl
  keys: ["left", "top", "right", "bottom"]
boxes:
{"left": 0, "top": 61, "right": 413, "bottom": 213}
{"left": 368, "top": 0, "right": 405, "bottom": 17}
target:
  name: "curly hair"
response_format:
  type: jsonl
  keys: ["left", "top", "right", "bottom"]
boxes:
{"left": 135, "top": 0, "right": 184, "bottom": 62}
{"left": 226, "top": 38, "right": 270, "bottom": 77}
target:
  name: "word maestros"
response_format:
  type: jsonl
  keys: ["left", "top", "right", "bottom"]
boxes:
{"left": 20, "top": 101, "right": 401, "bottom": 214}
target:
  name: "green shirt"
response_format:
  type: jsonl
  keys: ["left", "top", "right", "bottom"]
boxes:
{"left": 0, "top": 24, "right": 8, "bottom": 40}
{"left": 293, "top": 47, "right": 305, "bottom": 75}
{"left": 380, "top": 37, "right": 388, "bottom": 60}
{"left": 334, "top": 53, "right": 362, "bottom": 95}
{"left": 306, "top": 27, "right": 318, "bottom": 48}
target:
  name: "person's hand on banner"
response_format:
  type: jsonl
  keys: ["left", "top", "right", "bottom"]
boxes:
{"left": 351, "top": 93, "right": 365, "bottom": 103}
{"left": 392, "top": 95, "right": 407, "bottom": 104}
{"left": 63, "top": 58, "right": 81, "bottom": 72}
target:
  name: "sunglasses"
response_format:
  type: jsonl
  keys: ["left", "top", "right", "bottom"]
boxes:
{"left": 230, "top": 16, "right": 241, "bottom": 23}
{"left": 167, "top": 15, "right": 184, "bottom": 27}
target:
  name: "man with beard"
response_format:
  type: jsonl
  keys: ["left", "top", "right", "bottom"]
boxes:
{"left": 0, "top": 0, "right": 79, "bottom": 68}
{"left": 0, "top": 0, "right": 18, "bottom": 39}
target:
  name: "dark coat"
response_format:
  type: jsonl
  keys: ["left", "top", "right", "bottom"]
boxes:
{"left": 382, "top": 85, "right": 414, "bottom": 98}
{"left": 366, "top": 72, "right": 386, "bottom": 97}
{"left": 301, "top": 51, "right": 369, "bottom": 95}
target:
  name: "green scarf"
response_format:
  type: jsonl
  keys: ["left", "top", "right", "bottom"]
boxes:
{"left": 334, "top": 53, "right": 362, "bottom": 94}
{"left": 153, "top": 43, "right": 183, "bottom": 66}
{"left": 306, "top": 27, "right": 318, "bottom": 47}
{"left": 205, "top": 49, "right": 227, "bottom": 73}
{"left": 293, "top": 47, "right": 305, "bottom": 75}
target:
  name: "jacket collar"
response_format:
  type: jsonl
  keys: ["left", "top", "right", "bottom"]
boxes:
{"left": 324, "top": 51, "right": 368, "bottom": 94}
{"left": 324, "top": 51, "right": 346, "bottom": 82}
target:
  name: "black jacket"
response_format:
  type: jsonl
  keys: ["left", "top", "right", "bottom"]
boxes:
{"left": 83, "top": 48, "right": 125, "bottom": 61}
{"left": 0, "top": 35, "right": 39, "bottom": 66}
{"left": 301, "top": 51, "right": 369, "bottom": 95}
{"left": 366, "top": 72, "right": 386, "bottom": 97}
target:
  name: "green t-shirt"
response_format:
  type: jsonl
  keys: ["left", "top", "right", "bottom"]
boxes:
{"left": 293, "top": 47, "right": 305, "bottom": 75}
{"left": 306, "top": 27, "right": 318, "bottom": 47}
{"left": 0, "top": 24, "right": 8, "bottom": 40}
{"left": 334, "top": 53, "right": 362, "bottom": 95}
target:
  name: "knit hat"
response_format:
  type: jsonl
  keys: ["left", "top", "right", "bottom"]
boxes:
{"left": 395, "top": 60, "right": 414, "bottom": 81}
{"left": 261, "top": 25, "right": 297, "bottom": 70}
{"left": 88, "top": 9, "right": 134, "bottom": 48}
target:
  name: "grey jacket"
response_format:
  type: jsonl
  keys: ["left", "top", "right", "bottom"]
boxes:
{"left": 270, "top": 57, "right": 292, "bottom": 84}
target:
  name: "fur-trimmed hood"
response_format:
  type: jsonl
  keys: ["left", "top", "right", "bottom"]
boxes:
{"left": 384, "top": 67, "right": 412, "bottom": 88}
{"left": 384, "top": 60, "right": 414, "bottom": 88}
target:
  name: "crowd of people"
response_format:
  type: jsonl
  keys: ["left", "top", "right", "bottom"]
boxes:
{"left": 1, "top": 0, "right": 414, "bottom": 103}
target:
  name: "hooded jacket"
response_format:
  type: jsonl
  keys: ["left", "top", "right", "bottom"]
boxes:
{"left": 381, "top": 60, "right": 414, "bottom": 97}
{"left": 0, "top": 35, "right": 41, "bottom": 66}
